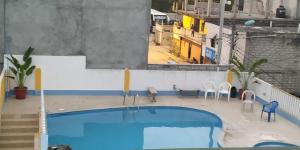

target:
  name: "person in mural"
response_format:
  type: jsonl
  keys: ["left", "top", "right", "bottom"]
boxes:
{"left": 191, "top": 24, "right": 195, "bottom": 37}
{"left": 192, "top": 57, "right": 198, "bottom": 64}
{"left": 211, "top": 58, "right": 216, "bottom": 64}
{"left": 200, "top": 56, "right": 204, "bottom": 64}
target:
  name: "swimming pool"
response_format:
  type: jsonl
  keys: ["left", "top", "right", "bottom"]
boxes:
{"left": 48, "top": 106, "right": 223, "bottom": 150}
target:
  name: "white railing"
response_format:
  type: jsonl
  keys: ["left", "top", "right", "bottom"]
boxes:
{"left": 270, "top": 86, "right": 300, "bottom": 121}
{"left": 253, "top": 77, "right": 300, "bottom": 122}
{"left": 181, "top": 28, "right": 204, "bottom": 44}
{"left": 39, "top": 76, "right": 48, "bottom": 150}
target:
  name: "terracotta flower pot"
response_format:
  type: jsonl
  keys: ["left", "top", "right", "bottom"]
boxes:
{"left": 14, "top": 87, "right": 28, "bottom": 100}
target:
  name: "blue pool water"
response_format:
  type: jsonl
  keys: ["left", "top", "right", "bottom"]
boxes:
{"left": 254, "top": 141, "right": 298, "bottom": 148}
{"left": 48, "top": 106, "right": 223, "bottom": 150}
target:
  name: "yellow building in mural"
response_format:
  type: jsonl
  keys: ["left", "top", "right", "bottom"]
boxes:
{"left": 173, "top": 15, "right": 208, "bottom": 63}
{"left": 172, "top": 23, "right": 182, "bottom": 56}
{"left": 182, "top": 15, "right": 208, "bottom": 34}
{"left": 182, "top": 15, "right": 194, "bottom": 30}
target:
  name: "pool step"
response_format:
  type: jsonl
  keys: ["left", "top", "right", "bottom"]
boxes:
{"left": 0, "top": 133, "right": 35, "bottom": 141}
{"left": 1, "top": 119, "right": 39, "bottom": 126}
{"left": 1, "top": 125, "right": 38, "bottom": 133}
{"left": 0, "top": 140, "right": 34, "bottom": 148}
{"left": 0, "top": 114, "right": 39, "bottom": 150}
{"left": 1, "top": 114, "right": 39, "bottom": 120}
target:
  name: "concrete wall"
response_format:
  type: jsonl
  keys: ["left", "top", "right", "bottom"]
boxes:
{"left": 195, "top": 2, "right": 220, "bottom": 16}
{"left": 235, "top": 32, "right": 247, "bottom": 63}
{"left": 7, "top": 56, "right": 228, "bottom": 92}
{"left": 245, "top": 33, "right": 300, "bottom": 94}
{"left": 243, "top": 0, "right": 264, "bottom": 15}
{"left": 0, "top": 0, "right": 4, "bottom": 68}
{"left": 3, "top": 0, "right": 150, "bottom": 69}
{"left": 298, "top": 0, "right": 300, "bottom": 19}
{"left": 297, "top": 70, "right": 300, "bottom": 96}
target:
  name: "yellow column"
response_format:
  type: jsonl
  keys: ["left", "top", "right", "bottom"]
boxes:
{"left": 0, "top": 76, "right": 5, "bottom": 110}
{"left": 35, "top": 68, "right": 42, "bottom": 91}
{"left": 226, "top": 70, "right": 233, "bottom": 84}
{"left": 124, "top": 68, "right": 130, "bottom": 93}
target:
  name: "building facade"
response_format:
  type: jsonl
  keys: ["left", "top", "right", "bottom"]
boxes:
{"left": 244, "top": 32, "right": 300, "bottom": 95}
{"left": 175, "top": 0, "right": 300, "bottom": 19}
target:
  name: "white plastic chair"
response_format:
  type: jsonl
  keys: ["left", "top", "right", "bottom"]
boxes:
{"left": 217, "top": 82, "right": 232, "bottom": 102}
{"left": 241, "top": 90, "right": 256, "bottom": 112}
{"left": 203, "top": 81, "right": 217, "bottom": 101}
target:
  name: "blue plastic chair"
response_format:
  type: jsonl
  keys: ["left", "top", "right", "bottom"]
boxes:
{"left": 261, "top": 101, "right": 279, "bottom": 122}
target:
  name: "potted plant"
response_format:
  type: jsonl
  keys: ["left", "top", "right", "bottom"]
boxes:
{"left": 231, "top": 56, "right": 267, "bottom": 100}
{"left": 6, "top": 47, "right": 36, "bottom": 100}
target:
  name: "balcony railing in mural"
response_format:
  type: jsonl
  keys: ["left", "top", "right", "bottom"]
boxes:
{"left": 173, "top": 27, "right": 206, "bottom": 45}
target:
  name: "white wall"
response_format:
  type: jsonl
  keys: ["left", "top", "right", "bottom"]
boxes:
{"left": 204, "top": 23, "right": 232, "bottom": 65}
{"left": 243, "top": 0, "right": 272, "bottom": 15}
{"left": 6, "top": 56, "right": 228, "bottom": 91}
{"left": 186, "top": 4, "right": 194, "bottom": 11}
{"left": 204, "top": 23, "right": 247, "bottom": 65}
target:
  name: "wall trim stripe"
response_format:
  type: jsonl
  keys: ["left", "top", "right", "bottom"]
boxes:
{"left": 7, "top": 90, "right": 211, "bottom": 97}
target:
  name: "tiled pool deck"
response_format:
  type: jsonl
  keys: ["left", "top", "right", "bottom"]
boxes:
{"left": 2, "top": 95, "right": 300, "bottom": 148}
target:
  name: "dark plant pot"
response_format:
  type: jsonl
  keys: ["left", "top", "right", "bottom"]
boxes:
{"left": 239, "top": 89, "right": 246, "bottom": 100}
{"left": 14, "top": 87, "right": 27, "bottom": 100}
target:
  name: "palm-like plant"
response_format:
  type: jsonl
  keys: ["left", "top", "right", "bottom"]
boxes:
{"left": 231, "top": 56, "right": 267, "bottom": 90}
{"left": 6, "top": 47, "right": 36, "bottom": 88}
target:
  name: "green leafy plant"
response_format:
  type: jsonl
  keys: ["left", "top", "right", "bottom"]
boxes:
{"left": 231, "top": 56, "right": 267, "bottom": 90}
{"left": 6, "top": 47, "right": 36, "bottom": 88}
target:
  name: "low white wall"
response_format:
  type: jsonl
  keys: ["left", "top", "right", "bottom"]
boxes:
{"left": 6, "top": 56, "right": 228, "bottom": 91}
